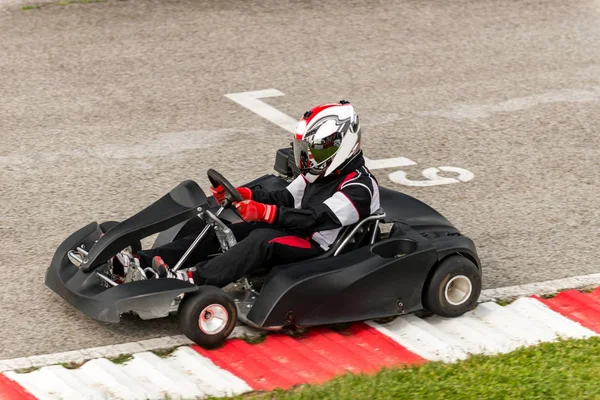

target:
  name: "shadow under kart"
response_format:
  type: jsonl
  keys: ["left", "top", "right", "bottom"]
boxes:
{"left": 45, "top": 148, "right": 482, "bottom": 349}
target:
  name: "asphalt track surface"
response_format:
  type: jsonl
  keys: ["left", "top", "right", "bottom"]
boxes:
{"left": 0, "top": 0, "right": 598, "bottom": 359}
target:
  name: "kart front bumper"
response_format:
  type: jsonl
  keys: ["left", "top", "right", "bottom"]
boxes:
{"left": 45, "top": 222, "right": 197, "bottom": 323}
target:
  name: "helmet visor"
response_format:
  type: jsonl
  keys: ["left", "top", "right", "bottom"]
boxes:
{"left": 294, "top": 131, "right": 342, "bottom": 172}
{"left": 293, "top": 138, "right": 313, "bottom": 172}
{"left": 306, "top": 131, "right": 342, "bottom": 165}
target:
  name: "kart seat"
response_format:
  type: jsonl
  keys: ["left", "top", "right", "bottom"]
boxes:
{"left": 243, "top": 209, "right": 386, "bottom": 288}
{"left": 317, "top": 208, "right": 387, "bottom": 258}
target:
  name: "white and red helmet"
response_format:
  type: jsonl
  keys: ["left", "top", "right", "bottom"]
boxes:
{"left": 294, "top": 101, "right": 362, "bottom": 182}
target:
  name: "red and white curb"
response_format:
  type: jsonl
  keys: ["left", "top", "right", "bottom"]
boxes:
{"left": 2, "top": 275, "right": 600, "bottom": 400}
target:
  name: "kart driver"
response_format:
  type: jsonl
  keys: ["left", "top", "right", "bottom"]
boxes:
{"left": 114, "top": 101, "right": 381, "bottom": 287}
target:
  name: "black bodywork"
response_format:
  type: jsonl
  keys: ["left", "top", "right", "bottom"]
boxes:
{"left": 45, "top": 148, "right": 480, "bottom": 328}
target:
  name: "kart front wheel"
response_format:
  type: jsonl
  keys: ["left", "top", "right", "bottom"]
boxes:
{"left": 178, "top": 286, "right": 237, "bottom": 349}
{"left": 423, "top": 255, "right": 481, "bottom": 318}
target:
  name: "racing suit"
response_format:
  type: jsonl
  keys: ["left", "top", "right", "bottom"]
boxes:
{"left": 138, "top": 151, "right": 380, "bottom": 287}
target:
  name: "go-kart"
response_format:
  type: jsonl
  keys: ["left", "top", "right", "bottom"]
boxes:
{"left": 45, "top": 148, "right": 482, "bottom": 349}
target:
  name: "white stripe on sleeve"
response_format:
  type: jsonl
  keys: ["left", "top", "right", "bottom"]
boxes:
{"left": 323, "top": 191, "right": 360, "bottom": 226}
{"left": 285, "top": 175, "right": 307, "bottom": 209}
{"left": 369, "top": 177, "right": 381, "bottom": 213}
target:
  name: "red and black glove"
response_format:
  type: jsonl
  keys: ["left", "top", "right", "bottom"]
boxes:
{"left": 235, "top": 200, "right": 277, "bottom": 223}
{"left": 209, "top": 185, "right": 252, "bottom": 205}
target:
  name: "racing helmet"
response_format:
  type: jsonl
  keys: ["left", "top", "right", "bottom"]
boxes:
{"left": 293, "top": 100, "right": 362, "bottom": 182}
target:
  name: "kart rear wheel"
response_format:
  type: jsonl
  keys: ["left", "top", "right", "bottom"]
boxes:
{"left": 423, "top": 255, "right": 481, "bottom": 318}
{"left": 99, "top": 221, "right": 142, "bottom": 254}
{"left": 178, "top": 286, "right": 237, "bottom": 349}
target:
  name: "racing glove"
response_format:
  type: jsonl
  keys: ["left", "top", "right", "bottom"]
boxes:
{"left": 209, "top": 185, "right": 252, "bottom": 204}
{"left": 235, "top": 200, "right": 277, "bottom": 223}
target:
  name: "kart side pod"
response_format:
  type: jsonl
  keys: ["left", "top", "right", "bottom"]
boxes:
{"left": 245, "top": 235, "right": 439, "bottom": 329}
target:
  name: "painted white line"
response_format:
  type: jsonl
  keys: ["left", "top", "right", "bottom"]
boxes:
{"left": 1, "top": 274, "right": 599, "bottom": 373}
{"left": 5, "top": 368, "right": 84, "bottom": 400}
{"left": 78, "top": 358, "right": 158, "bottom": 399}
{"left": 366, "top": 316, "right": 468, "bottom": 362}
{"left": 224, "top": 89, "right": 421, "bottom": 172}
{"left": 123, "top": 352, "right": 203, "bottom": 399}
{"left": 6, "top": 348, "right": 252, "bottom": 399}
{"left": 168, "top": 347, "right": 251, "bottom": 395}
{"left": 363, "top": 156, "right": 417, "bottom": 170}
{"left": 388, "top": 166, "right": 475, "bottom": 187}
{"left": 473, "top": 302, "right": 556, "bottom": 346}
{"left": 225, "top": 89, "right": 297, "bottom": 133}
{"left": 418, "top": 86, "right": 600, "bottom": 120}
{"left": 426, "top": 312, "right": 510, "bottom": 355}
{"left": 370, "top": 297, "right": 598, "bottom": 363}
{"left": 507, "top": 297, "right": 596, "bottom": 340}
{"left": 0, "top": 326, "right": 259, "bottom": 373}
{"left": 479, "top": 273, "right": 600, "bottom": 302}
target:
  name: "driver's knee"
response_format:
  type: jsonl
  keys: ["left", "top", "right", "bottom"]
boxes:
{"left": 228, "top": 221, "right": 261, "bottom": 241}
{"left": 242, "top": 228, "right": 284, "bottom": 245}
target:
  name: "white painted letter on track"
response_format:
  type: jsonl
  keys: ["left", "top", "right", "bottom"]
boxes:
{"left": 389, "top": 166, "right": 475, "bottom": 187}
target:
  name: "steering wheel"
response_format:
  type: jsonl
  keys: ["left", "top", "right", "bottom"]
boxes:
{"left": 207, "top": 169, "right": 243, "bottom": 208}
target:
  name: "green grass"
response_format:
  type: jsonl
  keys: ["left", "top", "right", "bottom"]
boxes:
{"left": 20, "top": 4, "right": 41, "bottom": 9}
{"left": 540, "top": 292, "right": 559, "bottom": 299}
{"left": 239, "top": 333, "right": 268, "bottom": 345}
{"left": 152, "top": 346, "right": 181, "bottom": 358}
{"left": 209, "top": 337, "right": 600, "bottom": 400}
{"left": 107, "top": 353, "right": 133, "bottom": 364}
{"left": 496, "top": 298, "right": 514, "bottom": 306}
{"left": 539, "top": 288, "right": 577, "bottom": 299}
{"left": 58, "top": 361, "right": 84, "bottom": 370}
{"left": 13, "top": 366, "right": 40, "bottom": 374}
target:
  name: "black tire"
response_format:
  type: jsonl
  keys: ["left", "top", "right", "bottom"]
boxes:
{"left": 99, "top": 220, "right": 142, "bottom": 254}
{"left": 178, "top": 286, "right": 237, "bottom": 349}
{"left": 423, "top": 255, "right": 481, "bottom": 318}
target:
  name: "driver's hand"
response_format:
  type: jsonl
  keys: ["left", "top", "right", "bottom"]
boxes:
{"left": 235, "top": 200, "right": 277, "bottom": 224}
{"left": 209, "top": 185, "right": 227, "bottom": 204}
{"left": 210, "top": 186, "right": 253, "bottom": 205}
{"left": 237, "top": 187, "right": 253, "bottom": 201}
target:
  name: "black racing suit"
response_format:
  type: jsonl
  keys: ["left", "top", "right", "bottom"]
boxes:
{"left": 138, "top": 152, "right": 381, "bottom": 287}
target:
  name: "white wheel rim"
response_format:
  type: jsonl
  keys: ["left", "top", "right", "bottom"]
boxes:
{"left": 198, "top": 304, "right": 228, "bottom": 335}
{"left": 444, "top": 275, "right": 473, "bottom": 306}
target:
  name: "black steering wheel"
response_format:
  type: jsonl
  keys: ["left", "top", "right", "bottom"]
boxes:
{"left": 207, "top": 169, "right": 243, "bottom": 208}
